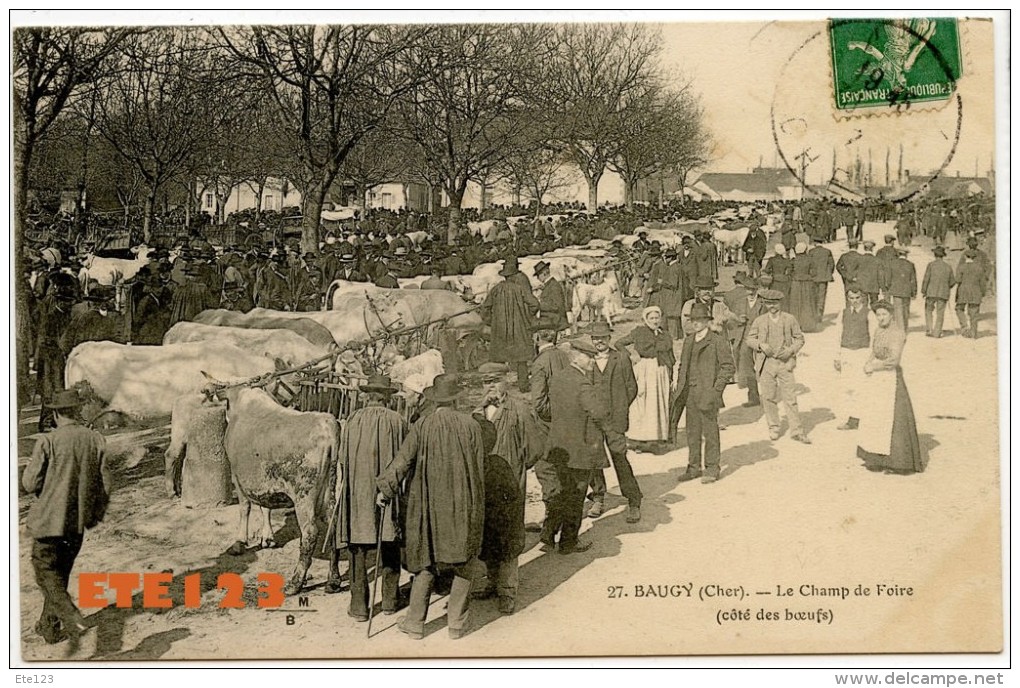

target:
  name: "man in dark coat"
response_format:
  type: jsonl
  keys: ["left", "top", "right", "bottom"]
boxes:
{"left": 544, "top": 340, "right": 608, "bottom": 554}
{"left": 23, "top": 389, "right": 110, "bottom": 646}
{"left": 921, "top": 245, "right": 956, "bottom": 338}
{"left": 742, "top": 224, "right": 768, "bottom": 278}
{"left": 35, "top": 285, "right": 77, "bottom": 431}
{"left": 954, "top": 249, "right": 986, "bottom": 339}
{"left": 481, "top": 257, "right": 540, "bottom": 392}
{"left": 585, "top": 322, "right": 641, "bottom": 522}
{"left": 855, "top": 241, "right": 882, "bottom": 307}
{"left": 529, "top": 329, "right": 571, "bottom": 542}
{"left": 472, "top": 386, "right": 538, "bottom": 616}
{"left": 331, "top": 375, "right": 406, "bottom": 619}
{"left": 835, "top": 240, "right": 862, "bottom": 304}
{"left": 532, "top": 260, "right": 568, "bottom": 334}
{"left": 876, "top": 234, "right": 899, "bottom": 263}
{"left": 695, "top": 230, "right": 718, "bottom": 282}
{"left": 376, "top": 374, "right": 485, "bottom": 640}
{"left": 723, "top": 273, "right": 765, "bottom": 407}
{"left": 808, "top": 236, "right": 835, "bottom": 320}
{"left": 675, "top": 304, "right": 736, "bottom": 484}
{"left": 886, "top": 248, "right": 918, "bottom": 332}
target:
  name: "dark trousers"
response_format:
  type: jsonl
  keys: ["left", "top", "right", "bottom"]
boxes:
{"left": 666, "top": 316, "right": 682, "bottom": 340}
{"left": 348, "top": 542, "right": 401, "bottom": 617}
{"left": 686, "top": 403, "right": 721, "bottom": 476}
{"left": 403, "top": 559, "right": 477, "bottom": 636}
{"left": 31, "top": 535, "right": 86, "bottom": 637}
{"left": 35, "top": 349, "right": 66, "bottom": 432}
{"left": 815, "top": 282, "right": 829, "bottom": 319}
{"left": 534, "top": 458, "right": 561, "bottom": 543}
{"left": 669, "top": 386, "right": 689, "bottom": 442}
{"left": 588, "top": 430, "right": 642, "bottom": 507}
{"left": 515, "top": 361, "right": 531, "bottom": 393}
{"left": 956, "top": 303, "right": 980, "bottom": 338}
{"left": 925, "top": 297, "right": 947, "bottom": 336}
{"left": 748, "top": 256, "right": 762, "bottom": 278}
{"left": 550, "top": 457, "right": 590, "bottom": 550}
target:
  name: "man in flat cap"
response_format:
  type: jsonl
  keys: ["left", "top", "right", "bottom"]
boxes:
{"left": 886, "top": 247, "right": 918, "bottom": 332}
{"left": 921, "top": 245, "right": 955, "bottom": 338}
{"left": 955, "top": 249, "right": 986, "bottom": 339}
{"left": 855, "top": 240, "right": 882, "bottom": 308}
{"left": 745, "top": 288, "right": 810, "bottom": 444}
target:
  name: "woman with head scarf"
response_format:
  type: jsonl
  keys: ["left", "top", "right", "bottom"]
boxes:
{"left": 788, "top": 242, "right": 819, "bottom": 332}
{"left": 617, "top": 306, "right": 675, "bottom": 445}
{"left": 855, "top": 301, "right": 923, "bottom": 474}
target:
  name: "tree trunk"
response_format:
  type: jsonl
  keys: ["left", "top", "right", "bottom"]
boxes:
{"left": 623, "top": 176, "right": 634, "bottom": 210}
{"left": 586, "top": 173, "right": 601, "bottom": 215}
{"left": 479, "top": 181, "right": 489, "bottom": 211}
{"left": 14, "top": 139, "right": 32, "bottom": 407}
{"left": 143, "top": 184, "right": 157, "bottom": 244}
{"left": 512, "top": 184, "right": 522, "bottom": 207}
{"left": 446, "top": 184, "right": 466, "bottom": 245}
{"left": 301, "top": 180, "right": 327, "bottom": 255}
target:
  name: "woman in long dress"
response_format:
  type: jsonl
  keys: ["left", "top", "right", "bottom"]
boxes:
{"left": 856, "top": 301, "right": 924, "bottom": 473}
{"left": 618, "top": 306, "right": 674, "bottom": 444}
{"left": 788, "top": 242, "right": 819, "bottom": 332}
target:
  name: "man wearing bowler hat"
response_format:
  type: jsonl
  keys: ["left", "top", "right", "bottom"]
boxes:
{"left": 585, "top": 322, "right": 642, "bottom": 522}
{"left": 481, "top": 256, "right": 540, "bottom": 392}
{"left": 544, "top": 338, "right": 608, "bottom": 553}
{"left": 376, "top": 374, "right": 485, "bottom": 640}
{"left": 331, "top": 374, "right": 406, "bottom": 619}
{"left": 675, "top": 303, "right": 735, "bottom": 484}
{"left": 745, "top": 288, "right": 811, "bottom": 444}
{"left": 23, "top": 389, "right": 110, "bottom": 646}
{"left": 532, "top": 260, "right": 569, "bottom": 334}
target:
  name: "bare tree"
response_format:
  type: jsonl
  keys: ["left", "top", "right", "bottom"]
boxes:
{"left": 335, "top": 123, "right": 409, "bottom": 208}
{"left": 13, "top": 26, "right": 139, "bottom": 405}
{"left": 93, "top": 29, "right": 232, "bottom": 242}
{"left": 657, "top": 90, "right": 713, "bottom": 206}
{"left": 395, "top": 24, "right": 552, "bottom": 243}
{"left": 218, "top": 25, "right": 435, "bottom": 253}
{"left": 544, "top": 24, "right": 662, "bottom": 213}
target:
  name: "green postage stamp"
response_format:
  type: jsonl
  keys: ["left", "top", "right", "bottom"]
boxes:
{"left": 829, "top": 18, "right": 962, "bottom": 113}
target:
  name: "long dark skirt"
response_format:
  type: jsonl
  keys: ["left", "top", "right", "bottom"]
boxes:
{"left": 788, "top": 279, "right": 819, "bottom": 332}
{"left": 857, "top": 368, "right": 924, "bottom": 473}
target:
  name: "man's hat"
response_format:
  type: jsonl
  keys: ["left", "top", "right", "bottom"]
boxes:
{"left": 964, "top": 248, "right": 978, "bottom": 259}
{"left": 589, "top": 321, "right": 612, "bottom": 339}
{"left": 49, "top": 388, "right": 83, "bottom": 411}
{"left": 884, "top": 234, "right": 896, "bottom": 243}
{"left": 499, "top": 256, "right": 520, "bottom": 277}
{"left": 871, "top": 299, "right": 894, "bottom": 314}
{"left": 569, "top": 336, "right": 598, "bottom": 355}
{"left": 424, "top": 373, "right": 460, "bottom": 402}
{"left": 848, "top": 238, "right": 860, "bottom": 248}
{"left": 689, "top": 302, "right": 713, "bottom": 321}
{"left": 648, "top": 243, "right": 662, "bottom": 254}
{"left": 896, "top": 247, "right": 910, "bottom": 256}
{"left": 758, "top": 288, "right": 785, "bottom": 301}
{"left": 863, "top": 240, "right": 876, "bottom": 250}
{"left": 361, "top": 373, "right": 398, "bottom": 394}
{"left": 758, "top": 273, "right": 774, "bottom": 287}
{"left": 393, "top": 245, "right": 409, "bottom": 257}
{"left": 933, "top": 246, "right": 947, "bottom": 257}
{"left": 734, "top": 272, "right": 758, "bottom": 288}
{"left": 693, "top": 275, "right": 717, "bottom": 290}
{"left": 533, "top": 260, "right": 551, "bottom": 277}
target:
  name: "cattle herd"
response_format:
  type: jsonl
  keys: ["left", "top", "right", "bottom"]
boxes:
{"left": 24, "top": 196, "right": 985, "bottom": 608}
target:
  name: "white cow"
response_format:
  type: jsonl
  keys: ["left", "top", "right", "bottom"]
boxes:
{"left": 66, "top": 341, "right": 278, "bottom": 420}
{"left": 571, "top": 271, "right": 625, "bottom": 331}
{"left": 387, "top": 349, "right": 444, "bottom": 393}
{"left": 713, "top": 226, "right": 751, "bottom": 265}
{"left": 163, "top": 322, "right": 328, "bottom": 366}
{"left": 78, "top": 245, "right": 154, "bottom": 287}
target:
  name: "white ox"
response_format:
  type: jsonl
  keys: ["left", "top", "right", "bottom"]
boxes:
{"left": 206, "top": 383, "right": 342, "bottom": 596}
{"left": 387, "top": 348, "right": 444, "bottom": 398}
{"left": 713, "top": 225, "right": 751, "bottom": 265}
{"left": 65, "top": 341, "right": 278, "bottom": 420}
{"left": 78, "top": 245, "right": 154, "bottom": 287}
{"left": 163, "top": 322, "right": 329, "bottom": 366}
{"left": 255, "top": 290, "right": 481, "bottom": 348}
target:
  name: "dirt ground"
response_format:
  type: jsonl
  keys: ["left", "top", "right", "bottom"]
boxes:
{"left": 15, "top": 223, "right": 1004, "bottom": 662}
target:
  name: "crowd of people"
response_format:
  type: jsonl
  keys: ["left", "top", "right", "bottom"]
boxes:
{"left": 20, "top": 193, "right": 997, "bottom": 645}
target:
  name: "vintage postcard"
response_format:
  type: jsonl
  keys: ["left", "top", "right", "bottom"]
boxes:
{"left": 11, "top": 12, "right": 1005, "bottom": 668}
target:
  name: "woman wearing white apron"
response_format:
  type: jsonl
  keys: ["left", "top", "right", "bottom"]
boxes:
{"left": 856, "top": 301, "right": 924, "bottom": 473}
{"left": 618, "top": 306, "right": 674, "bottom": 445}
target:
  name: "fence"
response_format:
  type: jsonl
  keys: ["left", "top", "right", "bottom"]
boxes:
{"left": 292, "top": 369, "right": 413, "bottom": 424}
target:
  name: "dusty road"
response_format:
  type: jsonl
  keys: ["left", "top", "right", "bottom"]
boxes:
{"left": 16, "top": 224, "right": 1003, "bottom": 661}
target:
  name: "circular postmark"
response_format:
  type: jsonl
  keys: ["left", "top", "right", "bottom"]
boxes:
{"left": 771, "top": 20, "right": 963, "bottom": 205}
